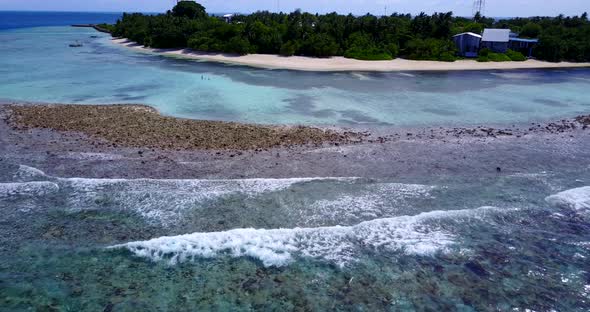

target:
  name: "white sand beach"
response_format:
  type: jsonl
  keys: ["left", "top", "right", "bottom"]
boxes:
{"left": 112, "top": 38, "right": 590, "bottom": 72}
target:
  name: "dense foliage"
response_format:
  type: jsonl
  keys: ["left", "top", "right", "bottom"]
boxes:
{"left": 111, "top": 1, "right": 590, "bottom": 62}
{"left": 494, "top": 14, "right": 590, "bottom": 62}
{"left": 477, "top": 48, "right": 522, "bottom": 62}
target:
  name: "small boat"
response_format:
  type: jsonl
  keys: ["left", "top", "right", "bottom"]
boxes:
{"left": 69, "top": 40, "right": 83, "bottom": 48}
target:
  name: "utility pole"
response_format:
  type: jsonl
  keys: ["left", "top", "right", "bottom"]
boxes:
{"left": 473, "top": 0, "right": 486, "bottom": 17}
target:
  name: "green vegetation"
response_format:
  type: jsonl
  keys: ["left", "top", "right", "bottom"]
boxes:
{"left": 343, "top": 32, "right": 394, "bottom": 60}
{"left": 112, "top": 2, "right": 456, "bottom": 61}
{"left": 506, "top": 49, "right": 526, "bottom": 61}
{"left": 172, "top": 1, "right": 206, "bottom": 19}
{"left": 405, "top": 38, "right": 456, "bottom": 61}
{"left": 111, "top": 2, "right": 590, "bottom": 62}
{"left": 95, "top": 23, "right": 115, "bottom": 33}
{"left": 494, "top": 14, "right": 590, "bottom": 62}
{"left": 477, "top": 49, "right": 526, "bottom": 62}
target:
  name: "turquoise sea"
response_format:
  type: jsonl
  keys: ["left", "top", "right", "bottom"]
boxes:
{"left": 0, "top": 18, "right": 589, "bottom": 127}
{"left": 1, "top": 12, "right": 590, "bottom": 311}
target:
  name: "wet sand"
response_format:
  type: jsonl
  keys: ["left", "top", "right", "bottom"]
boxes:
{"left": 112, "top": 38, "right": 590, "bottom": 72}
{"left": 1, "top": 102, "right": 589, "bottom": 180}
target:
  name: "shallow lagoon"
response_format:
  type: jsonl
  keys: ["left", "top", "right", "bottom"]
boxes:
{"left": 1, "top": 26, "right": 589, "bottom": 127}
{"left": 2, "top": 21, "right": 590, "bottom": 312}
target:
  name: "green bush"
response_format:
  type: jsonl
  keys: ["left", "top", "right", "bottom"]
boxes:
{"left": 344, "top": 47, "right": 393, "bottom": 60}
{"left": 96, "top": 23, "right": 115, "bottom": 33}
{"left": 279, "top": 41, "right": 298, "bottom": 56}
{"left": 438, "top": 52, "right": 456, "bottom": 62}
{"left": 478, "top": 48, "right": 491, "bottom": 57}
{"left": 385, "top": 43, "right": 399, "bottom": 58}
{"left": 477, "top": 52, "right": 510, "bottom": 62}
{"left": 506, "top": 49, "right": 526, "bottom": 61}
{"left": 488, "top": 52, "right": 512, "bottom": 62}
{"left": 188, "top": 36, "right": 209, "bottom": 50}
{"left": 172, "top": 1, "right": 207, "bottom": 19}
{"left": 224, "top": 36, "right": 251, "bottom": 54}
{"left": 520, "top": 22, "right": 542, "bottom": 38}
{"left": 476, "top": 55, "right": 490, "bottom": 62}
{"left": 301, "top": 33, "right": 339, "bottom": 58}
{"left": 477, "top": 49, "right": 518, "bottom": 62}
{"left": 343, "top": 32, "right": 396, "bottom": 60}
{"left": 463, "top": 22, "right": 483, "bottom": 35}
{"left": 405, "top": 38, "right": 456, "bottom": 61}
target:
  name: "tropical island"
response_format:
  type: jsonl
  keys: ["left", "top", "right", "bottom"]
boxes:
{"left": 99, "top": 0, "right": 590, "bottom": 71}
{"left": 2, "top": 3, "right": 590, "bottom": 310}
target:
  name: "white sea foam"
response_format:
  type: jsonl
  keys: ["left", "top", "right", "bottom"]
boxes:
{"left": 60, "top": 176, "right": 360, "bottom": 225}
{"left": 491, "top": 72, "right": 534, "bottom": 80}
{"left": 509, "top": 172, "right": 549, "bottom": 178}
{"left": 545, "top": 186, "right": 590, "bottom": 211}
{"left": 12, "top": 165, "right": 361, "bottom": 225}
{"left": 13, "top": 165, "right": 48, "bottom": 181}
{"left": 509, "top": 171, "right": 561, "bottom": 192}
{"left": 60, "top": 178, "right": 350, "bottom": 225}
{"left": 303, "top": 183, "right": 436, "bottom": 224}
{"left": 351, "top": 73, "right": 372, "bottom": 81}
{"left": 0, "top": 182, "right": 60, "bottom": 198}
{"left": 111, "top": 206, "right": 504, "bottom": 267}
{"left": 59, "top": 152, "right": 125, "bottom": 160}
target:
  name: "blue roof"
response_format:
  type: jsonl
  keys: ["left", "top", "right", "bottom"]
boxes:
{"left": 510, "top": 38, "right": 539, "bottom": 43}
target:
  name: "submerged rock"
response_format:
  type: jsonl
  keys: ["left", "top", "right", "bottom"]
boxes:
{"left": 464, "top": 261, "right": 489, "bottom": 277}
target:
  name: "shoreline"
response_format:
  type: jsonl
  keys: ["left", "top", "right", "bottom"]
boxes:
{"left": 112, "top": 38, "right": 590, "bottom": 72}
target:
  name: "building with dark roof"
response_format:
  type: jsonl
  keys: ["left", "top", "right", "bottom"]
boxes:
{"left": 509, "top": 37, "right": 539, "bottom": 57}
{"left": 481, "top": 28, "right": 511, "bottom": 53}
{"left": 453, "top": 32, "right": 482, "bottom": 58}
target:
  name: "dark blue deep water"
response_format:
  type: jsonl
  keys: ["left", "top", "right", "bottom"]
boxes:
{"left": 0, "top": 11, "right": 122, "bottom": 30}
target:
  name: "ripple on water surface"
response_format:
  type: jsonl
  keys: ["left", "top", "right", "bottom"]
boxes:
{"left": 2, "top": 164, "right": 590, "bottom": 310}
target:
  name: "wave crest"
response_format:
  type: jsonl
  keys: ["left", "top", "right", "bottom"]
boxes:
{"left": 110, "top": 206, "right": 504, "bottom": 267}
{"left": 0, "top": 181, "right": 59, "bottom": 198}
{"left": 545, "top": 186, "right": 590, "bottom": 211}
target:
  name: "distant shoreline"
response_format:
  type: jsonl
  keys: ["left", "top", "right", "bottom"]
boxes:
{"left": 71, "top": 24, "right": 111, "bottom": 33}
{"left": 111, "top": 38, "right": 590, "bottom": 72}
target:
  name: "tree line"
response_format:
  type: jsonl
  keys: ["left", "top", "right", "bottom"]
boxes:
{"left": 111, "top": 1, "right": 590, "bottom": 62}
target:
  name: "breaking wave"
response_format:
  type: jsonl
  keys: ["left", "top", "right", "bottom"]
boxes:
{"left": 303, "top": 183, "right": 436, "bottom": 225}
{"left": 545, "top": 186, "right": 590, "bottom": 211}
{"left": 0, "top": 181, "right": 60, "bottom": 198}
{"left": 61, "top": 176, "right": 357, "bottom": 224}
{"left": 8, "top": 165, "right": 365, "bottom": 225}
{"left": 111, "top": 206, "right": 507, "bottom": 267}
{"left": 13, "top": 165, "right": 48, "bottom": 181}
{"left": 7, "top": 166, "right": 440, "bottom": 227}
